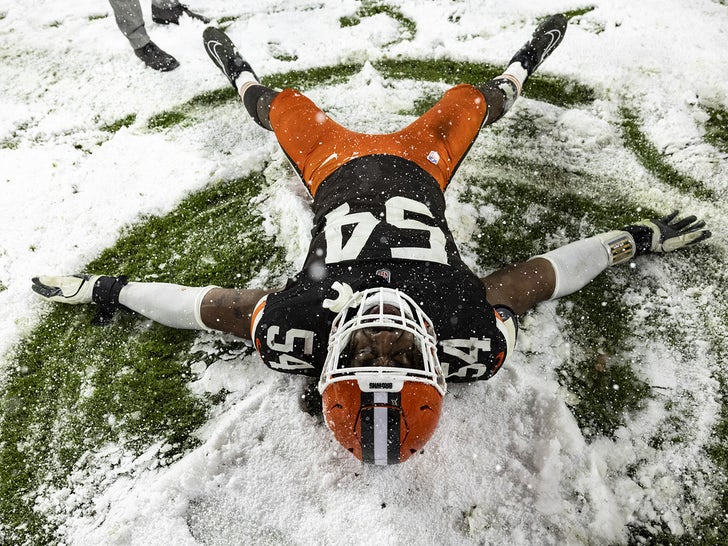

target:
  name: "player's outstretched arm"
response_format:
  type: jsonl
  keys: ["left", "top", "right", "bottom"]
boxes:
{"left": 198, "top": 286, "right": 276, "bottom": 338}
{"left": 32, "top": 275, "right": 275, "bottom": 339}
{"left": 482, "top": 210, "right": 711, "bottom": 315}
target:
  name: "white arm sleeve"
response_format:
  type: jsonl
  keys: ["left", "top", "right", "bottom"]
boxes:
{"left": 535, "top": 231, "right": 636, "bottom": 300}
{"left": 118, "top": 282, "right": 218, "bottom": 331}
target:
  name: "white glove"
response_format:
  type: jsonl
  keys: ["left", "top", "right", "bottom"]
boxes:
{"left": 628, "top": 210, "right": 711, "bottom": 253}
{"left": 31, "top": 274, "right": 100, "bottom": 304}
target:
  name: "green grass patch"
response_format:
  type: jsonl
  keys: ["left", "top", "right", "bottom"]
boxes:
{"left": 463, "top": 157, "right": 658, "bottom": 439}
{"left": 1, "top": 121, "right": 30, "bottom": 149}
{"left": 147, "top": 110, "right": 188, "bottom": 130}
{"left": 143, "top": 88, "right": 235, "bottom": 131}
{"left": 676, "top": 251, "right": 728, "bottom": 543}
{"left": 339, "top": 15, "right": 360, "bottom": 27}
{"left": 703, "top": 105, "right": 728, "bottom": 153}
{"left": 1, "top": 311, "right": 206, "bottom": 542}
{"left": 188, "top": 87, "right": 238, "bottom": 108}
{"left": 406, "top": 92, "right": 443, "bottom": 117}
{"left": 272, "top": 53, "right": 299, "bottom": 62}
{"left": 262, "top": 64, "right": 364, "bottom": 91}
{"left": 216, "top": 15, "right": 239, "bottom": 27}
{"left": 464, "top": 158, "right": 726, "bottom": 544}
{"left": 554, "top": 274, "right": 652, "bottom": 440}
{"left": 620, "top": 108, "right": 715, "bottom": 200}
{"left": 101, "top": 113, "right": 136, "bottom": 133}
{"left": 562, "top": 7, "right": 605, "bottom": 34}
{"left": 625, "top": 249, "right": 728, "bottom": 543}
{"left": 701, "top": 365, "right": 728, "bottom": 544}
{"left": 464, "top": 156, "right": 656, "bottom": 264}
{"left": 376, "top": 59, "right": 594, "bottom": 108}
{"left": 339, "top": 1, "right": 416, "bottom": 42}
{"left": 563, "top": 7, "right": 597, "bottom": 19}
{"left": 558, "top": 354, "right": 652, "bottom": 439}
{"left": 0, "top": 173, "right": 286, "bottom": 544}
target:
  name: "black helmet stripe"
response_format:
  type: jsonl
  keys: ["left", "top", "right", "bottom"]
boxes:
{"left": 360, "top": 391, "right": 402, "bottom": 465}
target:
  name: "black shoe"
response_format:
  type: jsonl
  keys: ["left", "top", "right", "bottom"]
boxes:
{"left": 203, "top": 26, "right": 258, "bottom": 89}
{"left": 508, "top": 14, "right": 567, "bottom": 76}
{"left": 152, "top": 3, "right": 210, "bottom": 25}
{"left": 134, "top": 41, "right": 179, "bottom": 71}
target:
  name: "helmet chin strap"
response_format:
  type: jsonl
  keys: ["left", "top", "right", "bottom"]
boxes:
{"left": 322, "top": 281, "right": 362, "bottom": 313}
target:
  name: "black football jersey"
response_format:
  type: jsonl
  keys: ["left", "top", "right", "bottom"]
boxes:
{"left": 252, "top": 155, "right": 516, "bottom": 382}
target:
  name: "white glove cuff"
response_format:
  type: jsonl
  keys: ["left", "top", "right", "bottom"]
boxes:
{"left": 534, "top": 230, "right": 635, "bottom": 300}
{"left": 119, "top": 283, "right": 218, "bottom": 331}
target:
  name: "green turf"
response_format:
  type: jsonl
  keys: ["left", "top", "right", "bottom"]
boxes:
{"left": 703, "top": 105, "right": 728, "bottom": 154}
{"left": 0, "top": 174, "right": 286, "bottom": 543}
{"left": 461, "top": 157, "right": 656, "bottom": 439}
{"left": 462, "top": 152, "right": 727, "bottom": 542}
{"left": 0, "top": 120, "right": 29, "bottom": 149}
{"left": 216, "top": 15, "right": 239, "bottom": 26}
{"left": 562, "top": 7, "right": 597, "bottom": 19}
{"left": 100, "top": 113, "right": 136, "bottom": 133}
{"left": 620, "top": 108, "right": 715, "bottom": 200}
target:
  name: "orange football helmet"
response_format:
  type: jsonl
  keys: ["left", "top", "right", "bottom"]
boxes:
{"left": 319, "top": 287, "right": 446, "bottom": 465}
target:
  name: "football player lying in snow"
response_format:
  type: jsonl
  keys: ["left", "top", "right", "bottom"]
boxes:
{"left": 33, "top": 15, "right": 711, "bottom": 466}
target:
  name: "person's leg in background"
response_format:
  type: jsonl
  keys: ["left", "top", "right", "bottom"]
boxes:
{"left": 151, "top": 0, "right": 209, "bottom": 26}
{"left": 108, "top": 0, "right": 179, "bottom": 71}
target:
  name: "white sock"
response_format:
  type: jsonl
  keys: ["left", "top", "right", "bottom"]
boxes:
{"left": 502, "top": 62, "right": 528, "bottom": 89}
{"left": 235, "top": 71, "right": 259, "bottom": 96}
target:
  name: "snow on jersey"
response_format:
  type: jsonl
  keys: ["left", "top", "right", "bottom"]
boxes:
{"left": 252, "top": 155, "right": 516, "bottom": 382}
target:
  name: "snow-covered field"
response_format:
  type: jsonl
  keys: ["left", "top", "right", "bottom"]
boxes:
{"left": 1, "top": 0, "right": 727, "bottom": 544}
